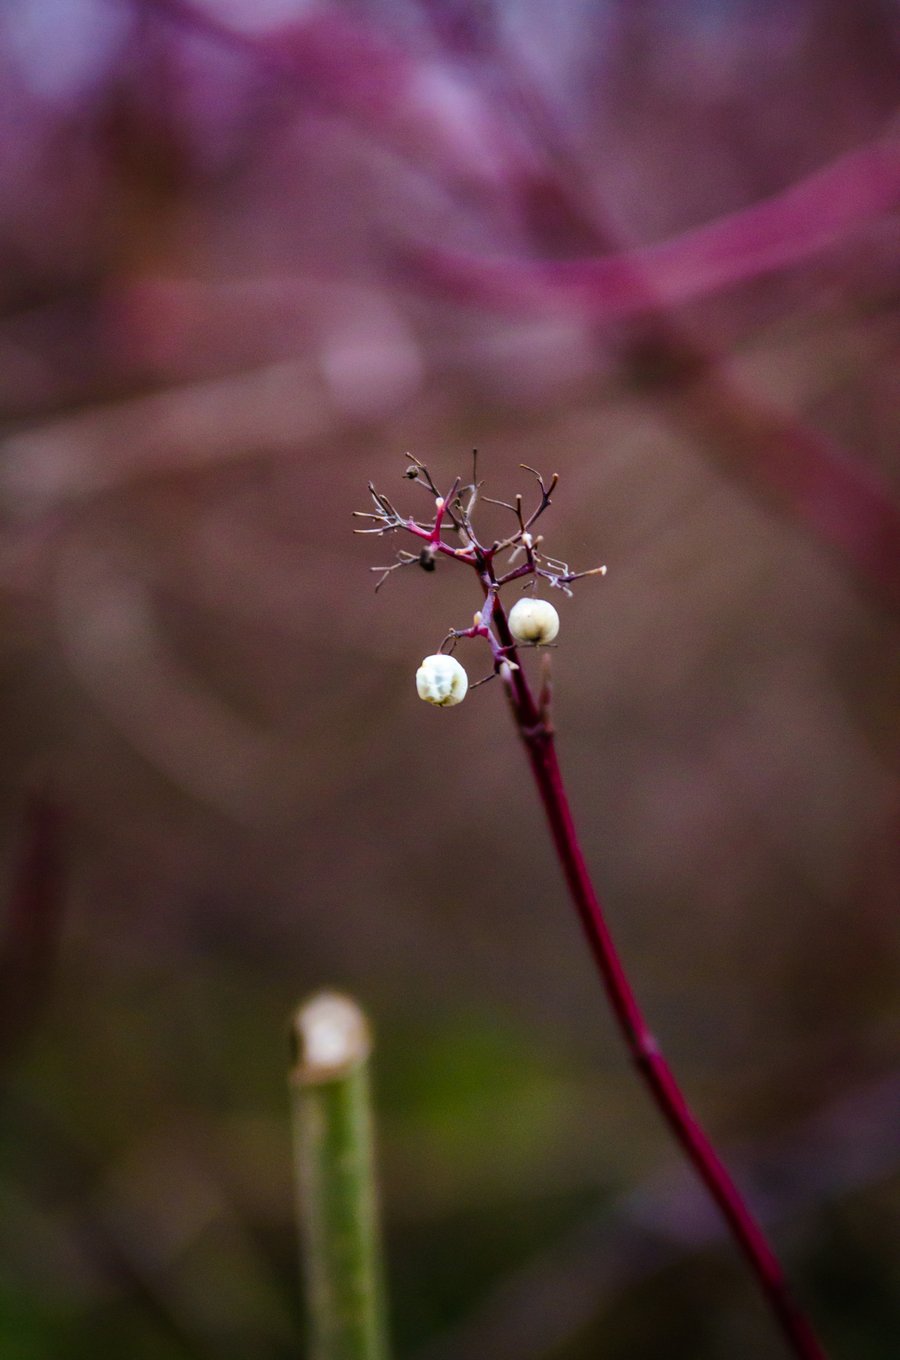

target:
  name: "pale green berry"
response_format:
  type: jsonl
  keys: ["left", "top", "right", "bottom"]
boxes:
{"left": 416, "top": 654, "right": 468, "bottom": 706}
{"left": 508, "top": 597, "right": 559, "bottom": 645}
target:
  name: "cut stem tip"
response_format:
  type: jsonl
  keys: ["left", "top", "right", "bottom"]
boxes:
{"left": 292, "top": 991, "right": 372, "bottom": 1083}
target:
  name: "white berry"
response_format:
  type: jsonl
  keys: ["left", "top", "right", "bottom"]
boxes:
{"left": 508, "top": 597, "right": 560, "bottom": 645}
{"left": 416, "top": 654, "right": 469, "bottom": 706}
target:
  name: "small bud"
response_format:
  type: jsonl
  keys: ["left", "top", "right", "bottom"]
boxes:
{"left": 404, "top": 465, "right": 419, "bottom": 479}
{"left": 416, "top": 654, "right": 468, "bottom": 706}
{"left": 508, "top": 597, "right": 560, "bottom": 645}
{"left": 498, "top": 658, "right": 518, "bottom": 687}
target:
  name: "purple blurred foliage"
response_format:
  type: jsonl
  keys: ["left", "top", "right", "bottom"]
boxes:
{"left": 2, "top": 0, "right": 897, "bottom": 601}
{"left": 0, "top": 0, "right": 898, "bottom": 1354}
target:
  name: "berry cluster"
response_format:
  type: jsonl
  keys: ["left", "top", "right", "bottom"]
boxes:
{"left": 355, "top": 454, "right": 605, "bottom": 705}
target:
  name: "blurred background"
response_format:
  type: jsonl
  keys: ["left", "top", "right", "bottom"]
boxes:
{"left": 1, "top": 1, "right": 899, "bottom": 1356}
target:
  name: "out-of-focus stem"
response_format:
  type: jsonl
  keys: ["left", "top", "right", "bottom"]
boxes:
{"left": 0, "top": 790, "right": 65, "bottom": 1072}
{"left": 489, "top": 593, "right": 827, "bottom": 1360}
{"left": 289, "top": 992, "right": 389, "bottom": 1360}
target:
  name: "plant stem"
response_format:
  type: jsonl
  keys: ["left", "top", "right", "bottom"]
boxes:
{"left": 289, "top": 992, "right": 390, "bottom": 1360}
{"left": 490, "top": 595, "right": 826, "bottom": 1360}
{"left": 0, "top": 789, "right": 65, "bottom": 1072}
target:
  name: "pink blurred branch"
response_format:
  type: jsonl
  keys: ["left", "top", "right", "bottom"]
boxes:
{"left": 415, "top": 138, "right": 900, "bottom": 315}
{"left": 484, "top": 124, "right": 900, "bottom": 618}
{"left": 140, "top": 0, "right": 524, "bottom": 189}
{"left": 674, "top": 371, "right": 900, "bottom": 617}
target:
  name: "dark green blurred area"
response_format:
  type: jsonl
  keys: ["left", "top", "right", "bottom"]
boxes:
{"left": 1, "top": 0, "right": 899, "bottom": 1356}
{"left": 5, "top": 967, "right": 900, "bottom": 1357}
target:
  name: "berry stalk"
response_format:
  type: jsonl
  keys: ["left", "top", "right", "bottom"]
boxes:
{"left": 361, "top": 457, "right": 826, "bottom": 1358}
{"left": 490, "top": 593, "right": 827, "bottom": 1360}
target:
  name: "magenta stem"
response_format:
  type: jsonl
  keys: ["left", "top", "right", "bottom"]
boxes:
{"left": 490, "top": 595, "right": 827, "bottom": 1360}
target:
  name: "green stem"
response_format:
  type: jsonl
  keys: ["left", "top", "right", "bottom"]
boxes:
{"left": 289, "top": 993, "right": 389, "bottom": 1360}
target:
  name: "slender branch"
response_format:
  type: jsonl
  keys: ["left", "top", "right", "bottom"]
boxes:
{"left": 362, "top": 458, "right": 825, "bottom": 1356}
{"left": 487, "top": 591, "right": 827, "bottom": 1360}
{"left": 289, "top": 992, "right": 390, "bottom": 1360}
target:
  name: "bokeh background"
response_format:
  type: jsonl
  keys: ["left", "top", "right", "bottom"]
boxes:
{"left": 1, "top": 1, "right": 899, "bottom": 1356}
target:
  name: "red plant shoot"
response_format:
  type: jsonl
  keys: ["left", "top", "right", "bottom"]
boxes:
{"left": 357, "top": 454, "right": 827, "bottom": 1360}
